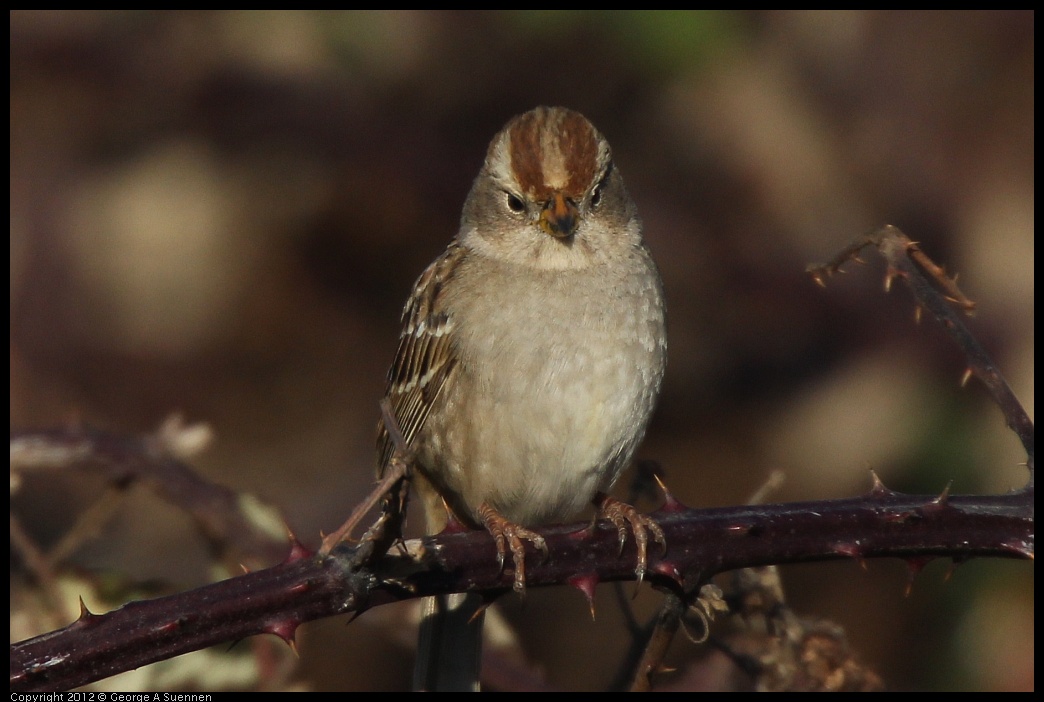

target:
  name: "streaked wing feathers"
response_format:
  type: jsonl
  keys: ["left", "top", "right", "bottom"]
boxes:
{"left": 377, "top": 242, "right": 465, "bottom": 474}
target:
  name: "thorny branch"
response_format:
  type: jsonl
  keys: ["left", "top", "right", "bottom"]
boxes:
{"left": 10, "top": 226, "right": 1034, "bottom": 691}
{"left": 10, "top": 486, "right": 1031, "bottom": 691}
{"left": 808, "top": 225, "right": 1034, "bottom": 470}
{"left": 627, "top": 225, "right": 1035, "bottom": 692}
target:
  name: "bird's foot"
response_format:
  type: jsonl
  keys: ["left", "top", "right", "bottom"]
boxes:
{"left": 478, "top": 502, "right": 548, "bottom": 594}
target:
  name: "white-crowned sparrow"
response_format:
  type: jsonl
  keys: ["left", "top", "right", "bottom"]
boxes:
{"left": 377, "top": 106, "right": 667, "bottom": 690}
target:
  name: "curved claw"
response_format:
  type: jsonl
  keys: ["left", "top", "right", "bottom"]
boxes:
{"left": 593, "top": 492, "right": 666, "bottom": 586}
{"left": 478, "top": 502, "right": 546, "bottom": 594}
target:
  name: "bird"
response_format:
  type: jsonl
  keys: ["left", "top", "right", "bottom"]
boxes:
{"left": 377, "top": 106, "right": 668, "bottom": 690}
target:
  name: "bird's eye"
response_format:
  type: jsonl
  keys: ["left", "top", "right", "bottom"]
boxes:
{"left": 591, "top": 167, "right": 611, "bottom": 209}
{"left": 590, "top": 187, "right": 602, "bottom": 209}
{"left": 506, "top": 193, "right": 525, "bottom": 213}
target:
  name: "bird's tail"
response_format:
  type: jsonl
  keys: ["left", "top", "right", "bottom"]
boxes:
{"left": 414, "top": 592, "right": 485, "bottom": 691}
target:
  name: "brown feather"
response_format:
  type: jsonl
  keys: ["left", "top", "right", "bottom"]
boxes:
{"left": 376, "top": 242, "right": 466, "bottom": 474}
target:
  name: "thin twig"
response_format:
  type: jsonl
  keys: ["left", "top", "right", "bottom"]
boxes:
{"left": 318, "top": 459, "right": 406, "bottom": 556}
{"left": 629, "top": 591, "right": 686, "bottom": 691}
{"left": 319, "top": 398, "right": 413, "bottom": 556}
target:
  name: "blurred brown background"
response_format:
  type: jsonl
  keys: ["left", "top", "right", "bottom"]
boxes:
{"left": 10, "top": 10, "right": 1033, "bottom": 691}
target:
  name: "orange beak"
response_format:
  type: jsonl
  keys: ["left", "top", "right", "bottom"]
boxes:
{"left": 539, "top": 192, "right": 580, "bottom": 239}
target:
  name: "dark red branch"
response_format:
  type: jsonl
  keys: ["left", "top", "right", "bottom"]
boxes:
{"left": 10, "top": 483, "right": 1032, "bottom": 691}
